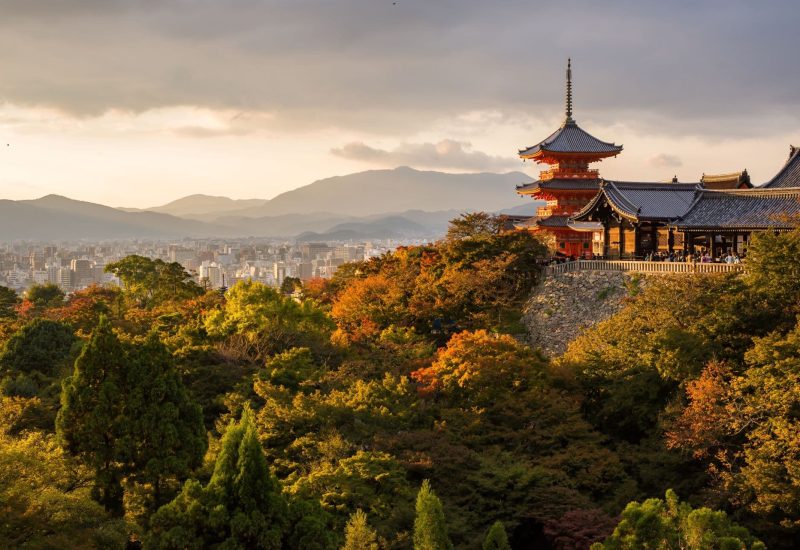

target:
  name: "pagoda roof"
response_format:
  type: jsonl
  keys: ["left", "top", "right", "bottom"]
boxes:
{"left": 516, "top": 178, "right": 602, "bottom": 195}
{"left": 518, "top": 120, "right": 623, "bottom": 158}
{"left": 573, "top": 180, "right": 700, "bottom": 223}
{"left": 761, "top": 146, "right": 800, "bottom": 189}
{"left": 671, "top": 187, "right": 800, "bottom": 231}
{"left": 700, "top": 169, "right": 752, "bottom": 189}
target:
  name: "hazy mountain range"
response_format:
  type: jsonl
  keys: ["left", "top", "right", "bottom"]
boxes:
{"left": 1, "top": 167, "right": 541, "bottom": 241}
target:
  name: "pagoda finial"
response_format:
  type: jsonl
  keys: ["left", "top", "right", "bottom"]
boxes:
{"left": 565, "top": 58, "right": 574, "bottom": 123}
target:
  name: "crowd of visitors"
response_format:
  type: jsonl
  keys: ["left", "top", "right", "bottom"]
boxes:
{"left": 643, "top": 249, "right": 743, "bottom": 264}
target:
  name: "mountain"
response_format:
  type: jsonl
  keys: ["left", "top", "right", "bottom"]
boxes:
{"left": 121, "top": 194, "right": 267, "bottom": 218}
{"left": 1, "top": 195, "right": 227, "bottom": 240}
{"left": 162, "top": 167, "right": 531, "bottom": 220}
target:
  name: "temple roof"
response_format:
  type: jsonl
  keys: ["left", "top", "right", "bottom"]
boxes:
{"left": 761, "top": 146, "right": 800, "bottom": 189}
{"left": 518, "top": 120, "right": 623, "bottom": 158}
{"left": 516, "top": 178, "right": 601, "bottom": 194}
{"left": 671, "top": 187, "right": 800, "bottom": 231}
{"left": 572, "top": 180, "right": 700, "bottom": 222}
{"left": 700, "top": 169, "right": 752, "bottom": 189}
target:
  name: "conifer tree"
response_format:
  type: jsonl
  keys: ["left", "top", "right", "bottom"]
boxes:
{"left": 483, "top": 521, "right": 511, "bottom": 550}
{"left": 342, "top": 509, "right": 379, "bottom": 550}
{"left": 56, "top": 317, "right": 127, "bottom": 515}
{"left": 57, "top": 318, "right": 206, "bottom": 516}
{"left": 148, "top": 406, "right": 288, "bottom": 549}
{"left": 413, "top": 480, "right": 452, "bottom": 550}
{"left": 122, "top": 333, "right": 207, "bottom": 510}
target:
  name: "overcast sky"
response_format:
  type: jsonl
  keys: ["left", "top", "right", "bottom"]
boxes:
{"left": 0, "top": 0, "right": 798, "bottom": 207}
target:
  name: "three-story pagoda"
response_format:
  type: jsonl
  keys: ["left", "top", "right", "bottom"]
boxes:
{"left": 516, "top": 60, "right": 622, "bottom": 257}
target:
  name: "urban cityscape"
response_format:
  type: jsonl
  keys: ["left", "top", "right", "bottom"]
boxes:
{"left": 0, "top": 238, "right": 417, "bottom": 295}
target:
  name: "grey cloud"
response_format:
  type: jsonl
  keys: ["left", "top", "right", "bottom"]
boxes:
{"left": 331, "top": 140, "right": 519, "bottom": 171}
{"left": 0, "top": 1, "right": 798, "bottom": 138}
{"left": 649, "top": 154, "right": 683, "bottom": 168}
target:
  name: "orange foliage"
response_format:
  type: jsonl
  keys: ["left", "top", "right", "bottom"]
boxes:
{"left": 411, "top": 329, "right": 541, "bottom": 403}
{"left": 666, "top": 361, "right": 732, "bottom": 458}
{"left": 330, "top": 274, "right": 406, "bottom": 343}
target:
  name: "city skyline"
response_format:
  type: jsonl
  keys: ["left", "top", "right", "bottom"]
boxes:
{"left": 1, "top": 0, "right": 799, "bottom": 208}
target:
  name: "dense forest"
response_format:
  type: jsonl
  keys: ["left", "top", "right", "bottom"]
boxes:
{"left": 2, "top": 213, "right": 799, "bottom": 549}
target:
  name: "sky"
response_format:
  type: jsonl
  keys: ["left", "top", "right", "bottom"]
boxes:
{"left": 0, "top": 0, "right": 798, "bottom": 208}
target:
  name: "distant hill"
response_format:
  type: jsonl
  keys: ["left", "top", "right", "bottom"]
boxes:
{"left": 148, "top": 167, "right": 532, "bottom": 220}
{"left": 1, "top": 195, "right": 226, "bottom": 240}
{"left": 121, "top": 194, "right": 267, "bottom": 218}
{"left": 0, "top": 168, "right": 542, "bottom": 241}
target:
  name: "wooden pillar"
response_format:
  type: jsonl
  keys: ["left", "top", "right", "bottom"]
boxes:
{"left": 633, "top": 224, "right": 641, "bottom": 258}
{"left": 603, "top": 223, "right": 610, "bottom": 258}
{"left": 652, "top": 224, "right": 659, "bottom": 253}
{"left": 707, "top": 232, "right": 715, "bottom": 258}
{"left": 618, "top": 223, "right": 626, "bottom": 259}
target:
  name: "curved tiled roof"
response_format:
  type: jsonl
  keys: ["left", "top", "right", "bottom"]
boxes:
{"left": 516, "top": 178, "right": 601, "bottom": 194}
{"left": 573, "top": 180, "right": 700, "bottom": 222}
{"left": 518, "top": 120, "right": 622, "bottom": 158}
{"left": 672, "top": 187, "right": 800, "bottom": 231}
{"left": 762, "top": 146, "right": 800, "bottom": 189}
{"left": 700, "top": 170, "right": 752, "bottom": 189}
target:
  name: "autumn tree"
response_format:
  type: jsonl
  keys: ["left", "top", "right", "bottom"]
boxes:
{"left": 413, "top": 480, "right": 452, "bottom": 550}
{"left": 331, "top": 274, "right": 407, "bottom": 343}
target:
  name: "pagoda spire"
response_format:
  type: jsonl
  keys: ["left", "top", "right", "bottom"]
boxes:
{"left": 565, "top": 58, "right": 574, "bottom": 123}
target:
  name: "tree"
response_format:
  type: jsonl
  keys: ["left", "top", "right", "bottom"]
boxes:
{"left": 482, "top": 521, "right": 511, "bottom": 550}
{"left": 280, "top": 276, "right": 302, "bottom": 295}
{"left": 0, "top": 286, "right": 19, "bottom": 318}
{"left": 0, "top": 318, "right": 76, "bottom": 378}
{"left": 445, "top": 212, "right": 505, "bottom": 241}
{"left": 105, "top": 255, "right": 202, "bottom": 307}
{"left": 148, "top": 406, "right": 288, "bottom": 549}
{"left": 56, "top": 317, "right": 127, "bottom": 515}
{"left": 57, "top": 318, "right": 206, "bottom": 516}
{"left": 331, "top": 274, "right": 407, "bottom": 343}
{"left": 122, "top": 333, "right": 207, "bottom": 511}
{"left": 26, "top": 282, "right": 65, "bottom": 308}
{"left": 590, "top": 490, "right": 765, "bottom": 550}
{"left": 413, "top": 480, "right": 452, "bottom": 550}
{"left": 342, "top": 509, "right": 379, "bottom": 550}
{"left": 205, "top": 280, "right": 333, "bottom": 361}
{"left": 0, "top": 428, "right": 129, "bottom": 549}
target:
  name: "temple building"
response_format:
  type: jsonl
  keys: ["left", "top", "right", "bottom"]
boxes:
{"left": 571, "top": 145, "right": 800, "bottom": 258}
{"left": 515, "top": 60, "right": 622, "bottom": 257}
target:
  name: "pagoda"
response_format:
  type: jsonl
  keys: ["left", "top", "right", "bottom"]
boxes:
{"left": 516, "top": 59, "right": 622, "bottom": 257}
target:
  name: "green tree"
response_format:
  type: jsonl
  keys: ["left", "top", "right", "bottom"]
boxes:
{"left": 105, "top": 255, "right": 202, "bottom": 307}
{"left": 122, "top": 333, "right": 207, "bottom": 512}
{"left": 0, "top": 318, "right": 76, "bottom": 379}
{"left": 413, "top": 480, "right": 452, "bottom": 550}
{"left": 591, "top": 490, "right": 765, "bottom": 550}
{"left": 148, "top": 407, "right": 288, "bottom": 549}
{"left": 343, "top": 509, "right": 379, "bottom": 550}
{"left": 57, "top": 318, "right": 206, "bottom": 516}
{"left": 26, "top": 282, "right": 65, "bottom": 308}
{"left": 205, "top": 280, "right": 333, "bottom": 361}
{"left": 0, "top": 286, "right": 19, "bottom": 318}
{"left": 280, "top": 276, "right": 302, "bottom": 295}
{"left": 56, "top": 317, "right": 127, "bottom": 515}
{"left": 482, "top": 521, "right": 511, "bottom": 550}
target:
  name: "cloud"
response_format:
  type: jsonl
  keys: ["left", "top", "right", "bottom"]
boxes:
{"left": 331, "top": 140, "right": 519, "bottom": 171}
{"left": 648, "top": 153, "right": 683, "bottom": 168}
{"left": 0, "top": 0, "right": 797, "bottom": 139}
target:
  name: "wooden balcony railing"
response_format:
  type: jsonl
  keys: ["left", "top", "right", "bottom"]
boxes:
{"left": 542, "top": 260, "right": 745, "bottom": 277}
